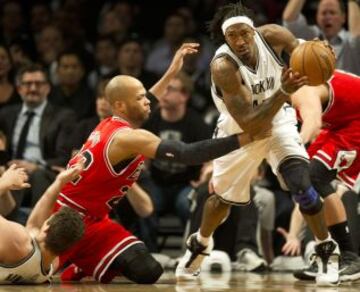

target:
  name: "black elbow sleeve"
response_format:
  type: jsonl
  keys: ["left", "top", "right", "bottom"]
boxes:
{"left": 155, "top": 135, "right": 240, "bottom": 165}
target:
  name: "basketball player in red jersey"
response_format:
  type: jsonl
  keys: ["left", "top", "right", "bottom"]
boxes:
{"left": 53, "top": 43, "right": 272, "bottom": 284}
{"left": 290, "top": 69, "right": 360, "bottom": 282}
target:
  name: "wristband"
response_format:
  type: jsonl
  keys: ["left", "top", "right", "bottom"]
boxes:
{"left": 279, "top": 85, "right": 292, "bottom": 96}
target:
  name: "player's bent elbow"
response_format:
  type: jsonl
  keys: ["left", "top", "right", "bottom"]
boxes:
{"left": 137, "top": 204, "right": 154, "bottom": 218}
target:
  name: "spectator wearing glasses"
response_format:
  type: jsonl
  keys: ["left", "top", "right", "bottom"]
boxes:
{"left": 0, "top": 64, "right": 76, "bottom": 223}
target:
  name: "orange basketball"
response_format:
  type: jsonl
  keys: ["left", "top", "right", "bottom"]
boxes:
{"left": 290, "top": 40, "right": 336, "bottom": 86}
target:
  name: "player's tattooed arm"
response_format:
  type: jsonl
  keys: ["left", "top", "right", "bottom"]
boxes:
{"left": 212, "top": 56, "right": 288, "bottom": 135}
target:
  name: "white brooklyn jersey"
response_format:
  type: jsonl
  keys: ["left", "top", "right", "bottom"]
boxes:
{"left": 211, "top": 31, "right": 297, "bottom": 136}
{"left": 0, "top": 238, "right": 52, "bottom": 284}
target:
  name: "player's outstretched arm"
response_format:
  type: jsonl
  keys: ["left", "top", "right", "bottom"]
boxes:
{"left": 26, "top": 163, "right": 84, "bottom": 234}
{"left": 148, "top": 43, "right": 199, "bottom": 99}
{"left": 291, "top": 85, "right": 323, "bottom": 144}
{"left": 111, "top": 128, "right": 256, "bottom": 166}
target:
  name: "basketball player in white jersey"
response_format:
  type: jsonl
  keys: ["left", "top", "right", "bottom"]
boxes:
{"left": 176, "top": 2, "right": 339, "bottom": 286}
{"left": 0, "top": 164, "right": 84, "bottom": 284}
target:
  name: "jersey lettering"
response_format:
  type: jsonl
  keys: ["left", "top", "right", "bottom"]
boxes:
{"left": 106, "top": 185, "right": 130, "bottom": 208}
{"left": 251, "top": 76, "right": 275, "bottom": 95}
{"left": 71, "top": 150, "right": 94, "bottom": 185}
{"left": 334, "top": 150, "right": 357, "bottom": 172}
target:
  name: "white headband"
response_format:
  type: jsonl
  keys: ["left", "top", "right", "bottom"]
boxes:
{"left": 221, "top": 16, "right": 254, "bottom": 35}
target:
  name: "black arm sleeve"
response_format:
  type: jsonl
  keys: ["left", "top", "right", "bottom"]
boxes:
{"left": 155, "top": 135, "right": 240, "bottom": 165}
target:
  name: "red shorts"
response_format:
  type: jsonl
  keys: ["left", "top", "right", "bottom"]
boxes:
{"left": 53, "top": 202, "right": 143, "bottom": 283}
{"left": 308, "top": 129, "right": 359, "bottom": 189}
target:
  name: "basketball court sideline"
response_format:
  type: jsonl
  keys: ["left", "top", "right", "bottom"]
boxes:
{"left": 0, "top": 272, "right": 359, "bottom": 292}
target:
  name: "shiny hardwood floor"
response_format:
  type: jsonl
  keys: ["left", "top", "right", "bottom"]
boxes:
{"left": 0, "top": 272, "right": 359, "bottom": 291}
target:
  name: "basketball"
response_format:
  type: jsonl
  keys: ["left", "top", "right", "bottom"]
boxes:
{"left": 290, "top": 40, "right": 336, "bottom": 86}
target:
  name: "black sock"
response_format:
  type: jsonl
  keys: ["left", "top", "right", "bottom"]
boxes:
{"left": 328, "top": 221, "right": 354, "bottom": 253}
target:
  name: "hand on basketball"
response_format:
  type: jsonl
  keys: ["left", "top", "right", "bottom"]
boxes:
{"left": 281, "top": 68, "right": 308, "bottom": 95}
{"left": 0, "top": 164, "right": 30, "bottom": 191}
{"left": 277, "top": 227, "right": 301, "bottom": 256}
{"left": 169, "top": 43, "right": 200, "bottom": 73}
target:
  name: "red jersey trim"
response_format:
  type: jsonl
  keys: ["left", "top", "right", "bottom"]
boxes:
{"left": 104, "top": 128, "right": 129, "bottom": 177}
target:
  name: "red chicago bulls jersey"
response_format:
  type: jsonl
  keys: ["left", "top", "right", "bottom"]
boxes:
{"left": 58, "top": 116, "right": 145, "bottom": 218}
{"left": 323, "top": 70, "right": 360, "bottom": 131}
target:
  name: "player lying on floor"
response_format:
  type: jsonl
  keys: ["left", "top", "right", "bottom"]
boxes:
{"left": 0, "top": 163, "right": 84, "bottom": 284}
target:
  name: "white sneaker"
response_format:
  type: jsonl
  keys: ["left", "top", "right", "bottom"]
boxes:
{"left": 175, "top": 233, "right": 214, "bottom": 282}
{"left": 314, "top": 239, "right": 340, "bottom": 286}
{"left": 235, "top": 248, "right": 267, "bottom": 272}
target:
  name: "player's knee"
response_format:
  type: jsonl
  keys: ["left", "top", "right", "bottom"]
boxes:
{"left": 279, "top": 158, "right": 322, "bottom": 215}
{"left": 128, "top": 254, "right": 163, "bottom": 284}
{"left": 112, "top": 244, "right": 163, "bottom": 284}
{"left": 309, "top": 159, "right": 336, "bottom": 198}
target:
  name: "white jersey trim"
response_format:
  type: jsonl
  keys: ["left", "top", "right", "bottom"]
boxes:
{"left": 93, "top": 236, "right": 137, "bottom": 279}
{"left": 103, "top": 128, "right": 142, "bottom": 177}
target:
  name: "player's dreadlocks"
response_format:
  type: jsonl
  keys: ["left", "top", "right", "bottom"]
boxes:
{"left": 208, "top": 1, "right": 254, "bottom": 45}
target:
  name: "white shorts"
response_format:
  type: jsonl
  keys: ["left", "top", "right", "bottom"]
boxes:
{"left": 212, "top": 124, "right": 308, "bottom": 205}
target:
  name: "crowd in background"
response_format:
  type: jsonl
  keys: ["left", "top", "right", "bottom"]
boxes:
{"left": 0, "top": 0, "right": 359, "bottom": 272}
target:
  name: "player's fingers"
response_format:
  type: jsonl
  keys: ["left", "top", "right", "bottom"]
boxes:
{"left": 21, "top": 183, "right": 31, "bottom": 188}
{"left": 8, "top": 164, "right": 17, "bottom": 170}
{"left": 276, "top": 227, "right": 288, "bottom": 239}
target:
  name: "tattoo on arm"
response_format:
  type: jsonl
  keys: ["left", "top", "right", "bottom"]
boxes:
{"left": 212, "top": 56, "right": 288, "bottom": 135}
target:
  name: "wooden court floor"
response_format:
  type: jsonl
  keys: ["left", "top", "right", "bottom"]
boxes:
{"left": 0, "top": 272, "right": 359, "bottom": 292}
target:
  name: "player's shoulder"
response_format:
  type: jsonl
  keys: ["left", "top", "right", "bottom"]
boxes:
{"left": 257, "top": 24, "right": 293, "bottom": 45}
{"left": 211, "top": 53, "right": 239, "bottom": 76}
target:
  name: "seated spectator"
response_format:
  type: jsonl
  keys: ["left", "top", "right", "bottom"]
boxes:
{"left": 282, "top": 0, "right": 360, "bottom": 75}
{"left": 116, "top": 38, "right": 158, "bottom": 101}
{"left": 35, "top": 25, "right": 65, "bottom": 84}
{"left": 0, "top": 44, "right": 21, "bottom": 108}
{"left": 0, "top": 64, "right": 76, "bottom": 223}
{"left": 70, "top": 78, "right": 112, "bottom": 153}
{"left": 29, "top": 2, "right": 52, "bottom": 39}
{"left": 88, "top": 37, "right": 117, "bottom": 90}
{"left": 145, "top": 13, "right": 187, "bottom": 77}
{"left": 50, "top": 50, "right": 95, "bottom": 120}
{"left": 139, "top": 71, "right": 212, "bottom": 251}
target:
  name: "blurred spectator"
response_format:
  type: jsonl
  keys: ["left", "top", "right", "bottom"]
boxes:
{"left": 98, "top": 10, "right": 128, "bottom": 44}
{"left": 146, "top": 13, "right": 187, "bottom": 77}
{"left": 30, "top": 2, "right": 52, "bottom": 38}
{"left": 140, "top": 71, "right": 212, "bottom": 251}
{"left": 116, "top": 38, "right": 158, "bottom": 99}
{"left": 36, "top": 25, "right": 65, "bottom": 84}
{"left": 0, "top": 64, "right": 76, "bottom": 222}
{"left": 0, "top": 45, "right": 21, "bottom": 109}
{"left": 70, "top": 78, "right": 112, "bottom": 153}
{"left": 181, "top": 36, "right": 214, "bottom": 114}
{"left": 53, "top": 0, "right": 89, "bottom": 52}
{"left": 9, "top": 39, "right": 34, "bottom": 71}
{"left": 50, "top": 50, "right": 95, "bottom": 120}
{"left": 88, "top": 36, "right": 117, "bottom": 89}
{"left": 1, "top": 1, "right": 25, "bottom": 46}
{"left": 282, "top": 0, "right": 360, "bottom": 75}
